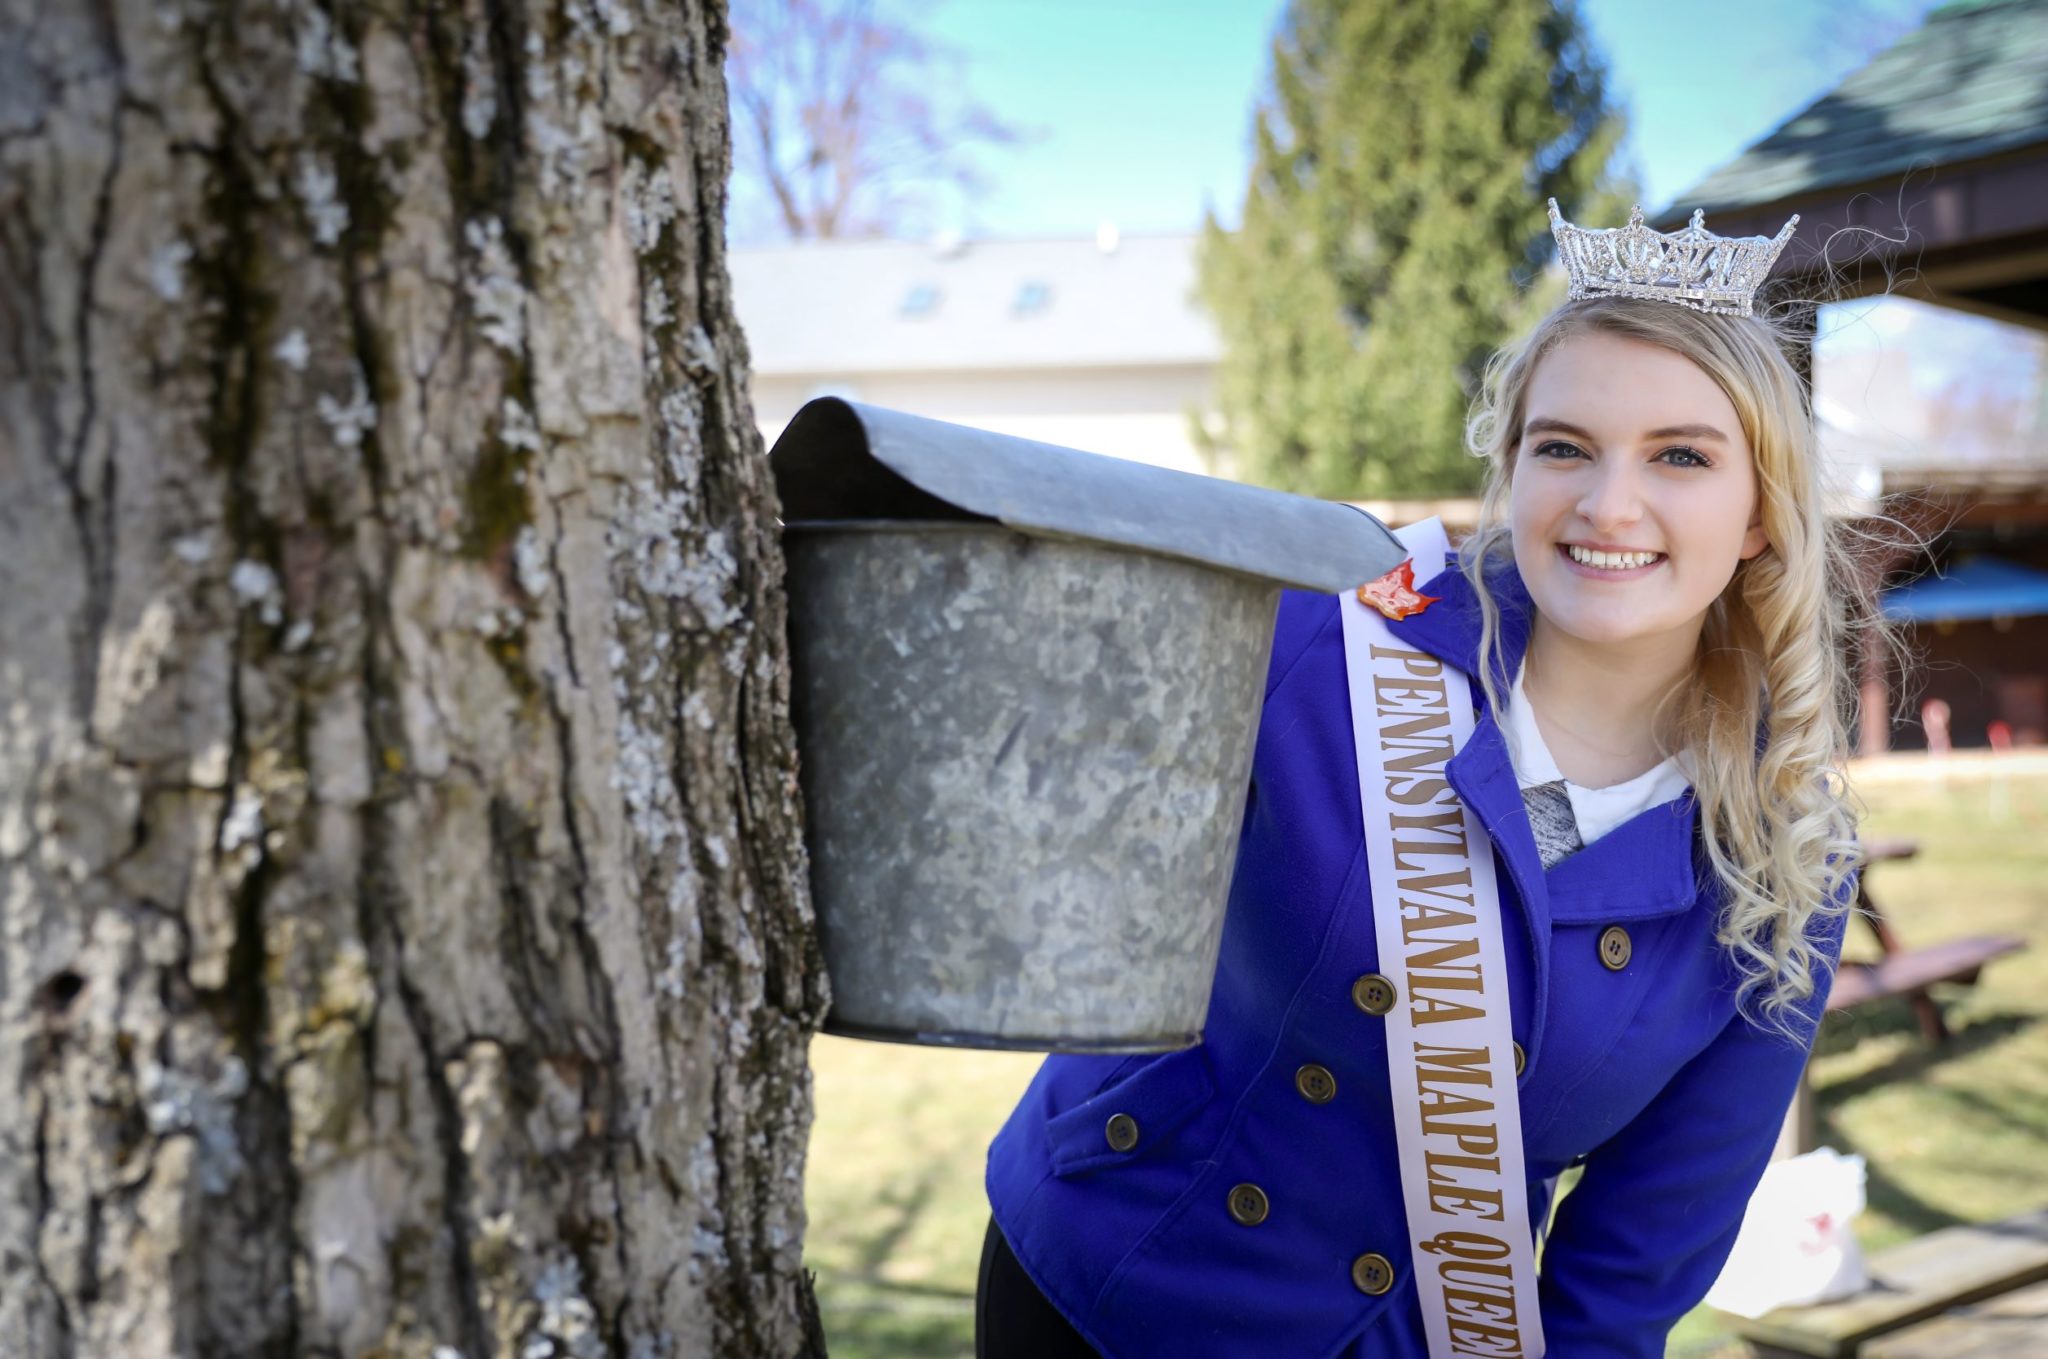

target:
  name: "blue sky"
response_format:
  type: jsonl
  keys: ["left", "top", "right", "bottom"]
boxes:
{"left": 898, "top": 0, "right": 1944, "bottom": 240}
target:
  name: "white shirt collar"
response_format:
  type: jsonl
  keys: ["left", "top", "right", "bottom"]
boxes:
{"left": 1502, "top": 660, "right": 1694, "bottom": 847}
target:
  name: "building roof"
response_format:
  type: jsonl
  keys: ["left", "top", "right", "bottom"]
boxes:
{"left": 1668, "top": 0, "right": 2048, "bottom": 217}
{"left": 728, "top": 230, "right": 1221, "bottom": 377}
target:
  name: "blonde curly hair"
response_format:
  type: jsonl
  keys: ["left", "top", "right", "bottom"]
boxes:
{"left": 1460, "top": 294, "right": 1876, "bottom": 1038}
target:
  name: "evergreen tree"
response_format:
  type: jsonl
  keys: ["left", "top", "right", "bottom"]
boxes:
{"left": 1196, "top": 0, "right": 1635, "bottom": 497}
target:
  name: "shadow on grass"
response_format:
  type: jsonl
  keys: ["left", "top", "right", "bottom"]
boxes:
{"left": 1924, "top": 1081, "right": 2048, "bottom": 1147}
{"left": 816, "top": 1148, "right": 982, "bottom": 1356}
{"left": 816, "top": 1270, "right": 977, "bottom": 1359}
{"left": 847, "top": 1153, "right": 949, "bottom": 1277}
{"left": 1814, "top": 1006, "right": 2036, "bottom": 1103}
{"left": 1814, "top": 1104, "right": 1970, "bottom": 1238}
{"left": 1806, "top": 1006, "right": 2041, "bottom": 1238}
{"left": 1812, "top": 990, "right": 1933, "bottom": 1055}
{"left": 814, "top": 1298, "right": 973, "bottom": 1359}
{"left": 826, "top": 1275, "right": 977, "bottom": 1302}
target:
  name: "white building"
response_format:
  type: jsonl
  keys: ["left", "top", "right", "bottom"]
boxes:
{"left": 728, "top": 227, "right": 1223, "bottom": 475}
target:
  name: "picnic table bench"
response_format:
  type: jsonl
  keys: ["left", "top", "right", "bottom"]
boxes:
{"left": 1725, "top": 1208, "right": 2048, "bottom": 1358}
{"left": 1825, "top": 837, "right": 2027, "bottom": 1040}
{"left": 1864, "top": 1277, "right": 2048, "bottom": 1358}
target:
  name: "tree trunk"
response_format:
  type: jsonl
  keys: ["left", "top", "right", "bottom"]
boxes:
{"left": 0, "top": 1, "right": 830, "bottom": 1355}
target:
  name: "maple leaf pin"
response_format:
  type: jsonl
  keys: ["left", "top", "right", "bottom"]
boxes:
{"left": 1356, "top": 558, "right": 1440, "bottom": 621}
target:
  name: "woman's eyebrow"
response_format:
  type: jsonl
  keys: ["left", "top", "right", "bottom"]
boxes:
{"left": 1522, "top": 416, "right": 1731, "bottom": 443}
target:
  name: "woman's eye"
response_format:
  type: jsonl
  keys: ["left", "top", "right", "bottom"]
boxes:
{"left": 1659, "top": 446, "right": 1711, "bottom": 468}
{"left": 1533, "top": 440, "right": 1584, "bottom": 460}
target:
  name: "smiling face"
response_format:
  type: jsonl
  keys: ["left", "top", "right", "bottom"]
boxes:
{"left": 1509, "top": 330, "right": 1771, "bottom": 657}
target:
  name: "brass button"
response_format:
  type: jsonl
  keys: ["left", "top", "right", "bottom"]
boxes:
{"left": 1512, "top": 1041, "right": 1526, "bottom": 1077}
{"left": 1599, "top": 925, "right": 1632, "bottom": 971}
{"left": 1104, "top": 1113, "right": 1139, "bottom": 1153}
{"left": 1226, "top": 1183, "right": 1270, "bottom": 1226}
{"left": 1352, "top": 1251, "right": 1396, "bottom": 1295}
{"left": 1295, "top": 1063, "right": 1337, "bottom": 1104}
{"left": 1352, "top": 972, "right": 1397, "bottom": 1016}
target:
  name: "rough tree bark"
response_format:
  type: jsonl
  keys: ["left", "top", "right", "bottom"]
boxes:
{"left": 0, "top": 1, "right": 830, "bottom": 1355}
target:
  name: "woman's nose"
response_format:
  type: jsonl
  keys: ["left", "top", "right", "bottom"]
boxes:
{"left": 1577, "top": 461, "right": 1644, "bottom": 531}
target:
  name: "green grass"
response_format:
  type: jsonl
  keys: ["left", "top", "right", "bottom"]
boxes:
{"left": 804, "top": 766, "right": 2048, "bottom": 1359}
{"left": 803, "top": 1037, "right": 1041, "bottom": 1357}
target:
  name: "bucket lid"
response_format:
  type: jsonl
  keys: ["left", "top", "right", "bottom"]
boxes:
{"left": 768, "top": 398, "right": 1406, "bottom": 594}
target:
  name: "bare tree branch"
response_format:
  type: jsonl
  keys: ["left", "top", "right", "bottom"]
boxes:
{"left": 727, "top": 0, "right": 1029, "bottom": 240}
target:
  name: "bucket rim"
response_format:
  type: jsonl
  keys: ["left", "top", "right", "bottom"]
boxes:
{"left": 780, "top": 518, "right": 1022, "bottom": 534}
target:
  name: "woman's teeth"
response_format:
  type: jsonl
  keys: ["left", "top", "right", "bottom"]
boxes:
{"left": 1567, "top": 545, "right": 1662, "bottom": 570}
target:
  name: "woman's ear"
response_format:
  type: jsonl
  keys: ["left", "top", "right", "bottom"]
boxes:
{"left": 1739, "top": 512, "right": 1771, "bottom": 561}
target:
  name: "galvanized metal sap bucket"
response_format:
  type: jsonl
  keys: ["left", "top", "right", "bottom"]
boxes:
{"left": 771, "top": 399, "right": 1402, "bottom": 1052}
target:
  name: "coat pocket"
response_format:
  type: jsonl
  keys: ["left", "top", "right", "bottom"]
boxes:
{"left": 1045, "top": 1043, "right": 1215, "bottom": 1178}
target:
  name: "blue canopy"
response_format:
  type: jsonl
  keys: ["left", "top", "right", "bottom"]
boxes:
{"left": 1881, "top": 555, "right": 2048, "bottom": 624}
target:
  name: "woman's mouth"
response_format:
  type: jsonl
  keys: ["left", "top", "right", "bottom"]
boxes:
{"left": 1558, "top": 543, "right": 1666, "bottom": 576}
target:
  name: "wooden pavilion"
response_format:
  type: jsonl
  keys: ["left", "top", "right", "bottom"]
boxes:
{"left": 1655, "top": 0, "right": 2048, "bottom": 753}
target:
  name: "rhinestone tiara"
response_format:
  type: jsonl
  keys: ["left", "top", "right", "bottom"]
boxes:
{"left": 1546, "top": 198, "right": 1799, "bottom": 318}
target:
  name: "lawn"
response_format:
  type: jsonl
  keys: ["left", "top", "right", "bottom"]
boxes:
{"left": 802, "top": 761, "right": 2048, "bottom": 1358}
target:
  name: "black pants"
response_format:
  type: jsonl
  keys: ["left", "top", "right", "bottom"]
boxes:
{"left": 975, "top": 1217, "right": 1103, "bottom": 1358}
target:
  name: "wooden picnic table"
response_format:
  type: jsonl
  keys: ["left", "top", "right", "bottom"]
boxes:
{"left": 1827, "top": 836, "right": 2027, "bottom": 1041}
{"left": 1778, "top": 835, "right": 2027, "bottom": 1158}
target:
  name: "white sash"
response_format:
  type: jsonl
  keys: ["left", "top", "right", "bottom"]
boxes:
{"left": 1338, "top": 518, "right": 1546, "bottom": 1359}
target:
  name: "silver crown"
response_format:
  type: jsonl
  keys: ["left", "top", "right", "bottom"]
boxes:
{"left": 1546, "top": 198, "right": 1799, "bottom": 317}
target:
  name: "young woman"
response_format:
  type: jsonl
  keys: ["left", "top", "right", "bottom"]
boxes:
{"left": 975, "top": 215, "right": 1874, "bottom": 1357}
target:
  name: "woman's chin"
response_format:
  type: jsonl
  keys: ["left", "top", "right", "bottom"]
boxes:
{"left": 1535, "top": 605, "right": 1674, "bottom": 650}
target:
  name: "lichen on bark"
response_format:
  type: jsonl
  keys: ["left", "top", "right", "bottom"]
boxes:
{"left": 0, "top": 1, "right": 829, "bottom": 1355}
